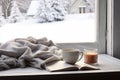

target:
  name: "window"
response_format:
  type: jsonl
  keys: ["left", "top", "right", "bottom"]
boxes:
{"left": 0, "top": 0, "right": 107, "bottom": 54}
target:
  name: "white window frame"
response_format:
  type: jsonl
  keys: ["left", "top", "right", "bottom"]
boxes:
{"left": 107, "top": 0, "right": 120, "bottom": 59}
{"left": 57, "top": 0, "right": 107, "bottom": 54}
{"left": 107, "top": 0, "right": 113, "bottom": 56}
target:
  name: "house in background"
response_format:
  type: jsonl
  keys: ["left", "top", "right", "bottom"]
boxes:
{"left": 68, "top": 0, "right": 95, "bottom": 14}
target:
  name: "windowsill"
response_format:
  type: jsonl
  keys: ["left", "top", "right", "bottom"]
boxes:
{"left": 0, "top": 54, "right": 120, "bottom": 80}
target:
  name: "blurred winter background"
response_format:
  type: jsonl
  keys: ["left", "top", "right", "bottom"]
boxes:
{"left": 0, "top": 0, "right": 95, "bottom": 43}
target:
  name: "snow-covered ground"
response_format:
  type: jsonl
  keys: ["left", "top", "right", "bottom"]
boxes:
{"left": 0, "top": 13, "right": 96, "bottom": 43}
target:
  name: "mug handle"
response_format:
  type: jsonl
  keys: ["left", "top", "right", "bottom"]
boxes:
{"left": 77, "top": 51, "right": 83, "bottom": 61}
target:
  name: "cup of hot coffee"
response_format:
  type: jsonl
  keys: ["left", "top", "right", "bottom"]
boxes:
{"left": 62, "top": 48, "right": 83, "bottom": 65}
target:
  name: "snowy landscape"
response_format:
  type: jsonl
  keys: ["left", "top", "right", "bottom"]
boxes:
{"left": 0, "top": 0, "right": 96, "bottom": 43}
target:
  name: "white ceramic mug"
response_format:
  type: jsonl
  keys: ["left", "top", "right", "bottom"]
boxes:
{"left": 62, "top": 48, "right": 83, "bottom": 65}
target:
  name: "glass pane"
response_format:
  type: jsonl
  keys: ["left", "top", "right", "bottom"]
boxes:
{"left": 0, "top": 0, "right": 96, "bottom": 43}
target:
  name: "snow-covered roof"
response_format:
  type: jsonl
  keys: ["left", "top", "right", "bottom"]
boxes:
{"left": 79, "top": 0, "right": 89, "bottom": 6}
{"left": 27, "top": 0, "right": 39, "bottom": 16}
{"left": 79, "top": 5, "right": 87, "bottom": 8}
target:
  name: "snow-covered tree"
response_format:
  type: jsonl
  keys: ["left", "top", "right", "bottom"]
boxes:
{"left": 66, "top": 0, "right": 75, "bottom": 13}
{"left": 51, "top": 0, "right": 66, "bottom": 21}
{"left": 0, "top": 16, "right": 5, "bottom": 27}
{"left": 35, "top": 0, "right": 54, "bottom": 23}
{"left": 1, "top": 0, "right": 13, "bottom": 19}
{"left": 87, "top": 0, "right": 95, "bottom": 12}
{"left": 0, "top": 6, "right": 5, "bottom": 27}
{"left": 8, "top": 1, "right": 23, "bottom": 23}
{"left": 35, "top": 0, "right": 67, "bottom": 23}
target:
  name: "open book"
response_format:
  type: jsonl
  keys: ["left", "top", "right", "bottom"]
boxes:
{"left": 45, "top": 61, "right": 100, "bottom": 72}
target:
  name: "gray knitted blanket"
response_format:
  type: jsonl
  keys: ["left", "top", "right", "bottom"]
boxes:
{"left": 0, "top": 37, "right": 62, "bottom": 71}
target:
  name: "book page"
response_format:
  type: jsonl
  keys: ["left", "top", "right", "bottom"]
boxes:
{"left": 76, "top": 62, "right": 100, "bottom": 70}
{"left": 45, "top": 61, "right": 100, "bottom": 72}
{"left": 45, "top": 61, "right": 79, "bottom": 72}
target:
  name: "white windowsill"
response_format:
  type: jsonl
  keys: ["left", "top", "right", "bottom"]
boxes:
{"left": 0, "top": 54, "right": 120, "bottom": 77}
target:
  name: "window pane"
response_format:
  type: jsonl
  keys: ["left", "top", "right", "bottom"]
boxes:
{"left": 0, "top": 0, "right": 96, "bottom": 43}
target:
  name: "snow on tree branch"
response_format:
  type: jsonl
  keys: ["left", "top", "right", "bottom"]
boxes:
{"left": 35, "top": 0, "right": 67, "bottom": 23}
{"left": 8, "top": 1, "right": 23, "bottom": 23}
{"left": 1, "top": 0, "right": 13, "bottom": 19}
